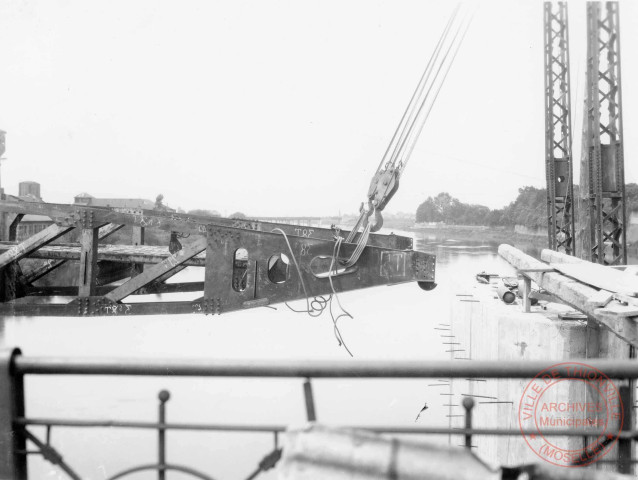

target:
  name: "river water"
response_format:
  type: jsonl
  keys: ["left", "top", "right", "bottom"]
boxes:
{"left": 0, "top": 233, "right": 539, "bottom": 479}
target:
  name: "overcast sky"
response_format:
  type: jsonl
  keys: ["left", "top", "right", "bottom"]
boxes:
{"left": 1, "top": 0, "right": 637, "bottom": 217}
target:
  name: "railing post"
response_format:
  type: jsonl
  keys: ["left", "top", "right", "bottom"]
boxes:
{"left": 462, "top": 397, "right": 474, "bottom": 450}
{"left": 303, "top": 378, "right": 317, "bottom": 421}
{"left": 522, "top": 276, "right": 532, "bottom": 313}
{"left": 0, "top": 347, "right": 27, "bottom": 479}
{"left": 618, "top": 384, "right": 633, "bottom": 474}
{"left": 158, "top": 390, "right": 170, "bottom": 480}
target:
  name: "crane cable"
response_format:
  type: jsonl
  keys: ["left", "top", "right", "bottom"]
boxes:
{"left": 376, "top": 5, "right": 461, "bottom": 173}
{"left": 387, "top": 7, "right": 474, "bottom": 176}
{"left": 342, "top": 6, "right": 473, "bottom": 262}
{"left": 395, "top": 11, "right": 474, "bottom": 172}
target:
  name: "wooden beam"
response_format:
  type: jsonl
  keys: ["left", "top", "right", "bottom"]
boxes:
{"left": 541, "top": 248, "right": 584, "bottom": 265}
{"left": 8, "top": 214, "right": 24, "bottom": 242}
{"left": 549, "top": 262, "right": 638, "bottom": 297}
{"left": 0, "top": 224, "right": 74, "bottom": 270}
{"left": 23, "top": 224, "right": 123, "bottom": 284}
{"left": 78, "top": 228, "right": 99, "bottom": 297}
{"left": 499, "top": 244, "right": 638, "bottom": 348}
{"left": 586, "top": 290, "right": 614, "bottom": 309}
{"left": 105, "top": 237, "right": 207, "bottom": 302}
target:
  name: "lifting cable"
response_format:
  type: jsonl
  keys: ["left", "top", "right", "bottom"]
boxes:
{"left": 346, "top": 5, "right": 474, "bottom": 250}
{"left": 273, "top": 8, "right": 473, "bottom": 355}
{"left": 377, "top": 4, "right": 461, "bottom": 174}
{"left": 376, "top": 5, "right": 473, "bottom": 184}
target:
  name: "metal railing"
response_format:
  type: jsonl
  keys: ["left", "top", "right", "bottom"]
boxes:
{"left": 1, "top": 348, "right": 637, "bottom": 479}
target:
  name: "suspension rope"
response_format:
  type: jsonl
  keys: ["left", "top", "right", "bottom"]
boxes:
{"left": 376, "top": 5, "right": 461, "bottom": 173}
{"left": 398, "top": 10, "right": 475, "bottom": 171}
{"left": 373, "top": 4, "right": 472, "bottom": 178}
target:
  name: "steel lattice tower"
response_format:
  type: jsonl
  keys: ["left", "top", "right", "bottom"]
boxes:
{"left": 580, "top": 1, "right": 626, "bottom": 265}
{"left": 544, "top": 2, "right": 575, "bottom": 255}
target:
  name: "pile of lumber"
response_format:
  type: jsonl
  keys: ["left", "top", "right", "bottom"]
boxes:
{"left": 498, "top": 245, "right": 638, "bottom": 347}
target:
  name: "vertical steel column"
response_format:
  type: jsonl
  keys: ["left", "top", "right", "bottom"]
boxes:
{"left": 132, "top": 226, "right": 145, "bottom": 277}
{"left": 581, "top": 1, "right": 626, "bottom": 265}
{"left": 544, "top": 1, "right": 575, "bottom": 255}
{"left": 0, "top": 348, "right": 27, "bottom": 480}
{"left": 78, "top": 228, "right": 99, "bottom": 296}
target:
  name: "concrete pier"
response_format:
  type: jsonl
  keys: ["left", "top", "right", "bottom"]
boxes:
{"left": 447, "top": 280, "right": 632, "bottom": 470}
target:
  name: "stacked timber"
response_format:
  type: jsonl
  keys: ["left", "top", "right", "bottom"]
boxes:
{"left": 498, "top": 245, "right": 638, "bottom": 348}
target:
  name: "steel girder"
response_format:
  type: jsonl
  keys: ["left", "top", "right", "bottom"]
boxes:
{"left": 582, "top": 1, "right": 626, "bottom": 265}
{"left": 544, "top": 1, "right": 575, "bottom": 255}
{"left": 0, "top": 201, "right": 435, "bottom": 316}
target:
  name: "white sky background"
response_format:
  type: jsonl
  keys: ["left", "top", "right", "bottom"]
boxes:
{"left": 0, "top": 0, "right": 637, "bottom": 217}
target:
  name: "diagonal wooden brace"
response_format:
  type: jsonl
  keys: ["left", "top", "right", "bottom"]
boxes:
{"left": 8, "top": 214, "right": 24, "bottom": 241}
{"left": 104, "top": 237, "right": 207, "bottom": 302}
{"left": 0, "top": 224, "right": 74, "bottom": 271}
{"left": 23, "top": 223, "right": 123, "bottom": 284}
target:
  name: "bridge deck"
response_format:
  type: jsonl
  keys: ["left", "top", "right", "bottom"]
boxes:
{"left": 0, "top": 242, "right": 206, "bottom": 266}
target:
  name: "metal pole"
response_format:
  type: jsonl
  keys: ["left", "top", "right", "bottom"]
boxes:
{"left": 618, "top": 382, "right": 634, "bottom": 473}
{"left": 13, "top": 355, "right": 638, "bottom": 379}
{"left": 522, "top": 276, "right": 532, "bottom": 313}
{"left": 158, "top": 390, "right": 170, "bottom": 480}
{"left": 0, "top": 348, "right": 27, "bottom": 479}
{"left": 303, "top": 378, "right": 317, "bottom": 421}
{"left": 462, "top": 397, "right": 474, "bottom": 449}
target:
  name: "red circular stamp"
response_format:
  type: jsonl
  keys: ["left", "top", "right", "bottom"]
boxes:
{"left": 518, "top": 362, "right": 623, "bottom": 467}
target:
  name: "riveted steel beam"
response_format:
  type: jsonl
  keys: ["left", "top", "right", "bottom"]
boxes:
{"left": 0, "top": 200, "right": 412, "bottom": 251}
{"left": 0, "top": 201, "right": 435, "bottom": 317}
{"left": 203, "top": 226, "right": 435, "bottom": 315}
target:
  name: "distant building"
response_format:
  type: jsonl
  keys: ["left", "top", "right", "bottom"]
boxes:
{"left": 16, "top": 214, "right": 53, "bottom": 241}
{"left": 19, "top": 181, "right": 41, "bottom": 200}
{"left": 73, "top": 193, "right": 174, "bottom": 211}
{"left": 73, "top": 192, "right": 94, "bottom": 205}
{"left": 4, "top": 181, "right": 53, "bottom": 240}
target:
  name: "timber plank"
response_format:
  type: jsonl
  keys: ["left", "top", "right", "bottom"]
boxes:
{"left": 0, "top": 243, "right": 206, "bottom": 267}
{"left": 586, "top": 289, "right": 614, "bottom": 308}
{"left": 498, "top": 244, "right": 638, "bottom": 348}
{"left": 549, "top": 262, "right": 638, "bottom": 297}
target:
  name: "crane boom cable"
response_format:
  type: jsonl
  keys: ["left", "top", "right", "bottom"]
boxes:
{"left": 385, "top": 7, "right": 461, "bottom": 172}
{"left": 376, "top": 5, "right": 461, "bottom": 173}
{"left": 398, "top": 11, "right": 474, "bottom": 171}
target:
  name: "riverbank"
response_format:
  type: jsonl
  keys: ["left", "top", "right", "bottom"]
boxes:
{"left": 408, "top": 224, "right": 547, "bottom": 246}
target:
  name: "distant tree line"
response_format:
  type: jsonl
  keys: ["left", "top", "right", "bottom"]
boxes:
{"left": 416, "top": 184, "right": 638, "bottom": 228}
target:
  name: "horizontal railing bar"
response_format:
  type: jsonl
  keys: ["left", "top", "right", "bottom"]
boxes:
{"left": 16, "top": 418, "right": 638, "bottom": 439}
{"left": 12, "top": 356, "right": 638, "bottom": 378}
